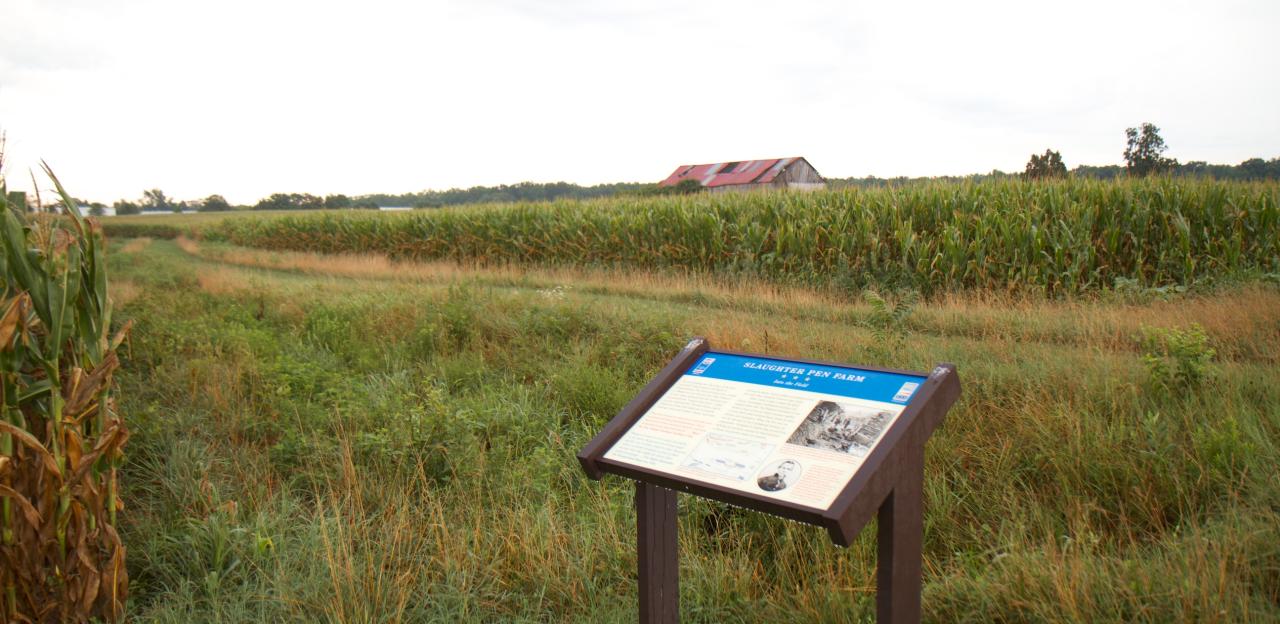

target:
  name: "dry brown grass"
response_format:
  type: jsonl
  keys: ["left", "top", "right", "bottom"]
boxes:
{"left": 110, "top": 279, "right": 142, "bottom": 308}
{"left": 195, "top": 267, "right": 247, "bottom": 295}
{"left": 175, "top": 236, "right": 841, "bottom": 313}
{"left": 925, "top": 287, "right": 1280, "bottom": 362}
{"left": 117, "top": 237, "right": 153, "bottom": 254}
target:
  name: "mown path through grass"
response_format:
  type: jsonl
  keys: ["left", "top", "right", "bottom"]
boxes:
{"left": 172, "top": 237, "right": 1280, "bottom": 365}
{"left": 113, "top": 239, "right": 1280, "bottom": 622}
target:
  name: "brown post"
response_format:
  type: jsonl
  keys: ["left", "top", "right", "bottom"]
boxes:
{"left": 876, "top": 449, "right": 925, "bottom": 624}
{"left": 636, "top": 481, "right": 679, "bottom": 624}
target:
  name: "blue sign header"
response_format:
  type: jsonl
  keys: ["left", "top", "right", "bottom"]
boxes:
{"left": 684, "top": 352, "right": 926, "bottom": 405}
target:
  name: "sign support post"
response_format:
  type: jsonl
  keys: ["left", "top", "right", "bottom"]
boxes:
{"left": 636, "top": 482, "right": 678, "bottom": 624}
{"left": 876, "top": 451, "right": 924, "bottom": 624}
{"left": 633, "top": 464, "right": 928, "bottom": 624}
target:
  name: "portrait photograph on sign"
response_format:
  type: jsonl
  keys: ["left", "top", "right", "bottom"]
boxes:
{"left": 602, "top": 352, "right": 926, "bottom": 511}
{"left": 756, "top": 459, "right": 802, "bottom": 492}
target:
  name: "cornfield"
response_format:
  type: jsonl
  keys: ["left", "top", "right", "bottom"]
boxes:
{"left": 0, "top": 167, "right": 130, "bottom": 621}
{"left": 197, "top": 177, "right": 1280, "bottom": 295}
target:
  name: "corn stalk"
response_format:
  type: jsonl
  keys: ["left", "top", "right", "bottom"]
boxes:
{"left": 0, "top": 164, "right": 130, "bottom": 622}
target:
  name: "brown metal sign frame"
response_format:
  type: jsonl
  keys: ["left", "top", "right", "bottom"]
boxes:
{"left": 578, "top": 337, "right": 961, "bottom": 623}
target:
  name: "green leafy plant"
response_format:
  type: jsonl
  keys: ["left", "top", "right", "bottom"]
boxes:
{"left": 1109, "top": 276, "right": 1187, "bottom": 303}
{"left": 1139, "top": 324, "right": 1215, "bottom": 395}
{"left": 862, "top": 288, "right": 918, "bottom": 362}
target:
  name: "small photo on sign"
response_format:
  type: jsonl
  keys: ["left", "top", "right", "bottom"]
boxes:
{"left": 787, "top": 401, "right": 893, "bottom": 456}
{"left": 756, "top": 459, "right": 802, "bottom": 492}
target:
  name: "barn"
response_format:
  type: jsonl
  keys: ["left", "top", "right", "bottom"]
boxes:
{"left": 658, "top": 157, "right": 825, "bottom": 193}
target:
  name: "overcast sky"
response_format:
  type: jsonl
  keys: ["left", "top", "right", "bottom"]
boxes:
{"left": 2, "top": 0, "right": 1278, "bottom": 204}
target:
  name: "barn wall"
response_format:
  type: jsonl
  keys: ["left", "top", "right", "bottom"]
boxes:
{"left": 776, "top": 159, "right": 826, "bottom": 189}
{"left": 708, "top": 182, "right": 821, "bottom": 194}
{"left": 707, "top": 184, "right": 762, "bottom": 194}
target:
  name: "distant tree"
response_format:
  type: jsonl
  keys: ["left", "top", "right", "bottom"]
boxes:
{"left": 671, "top": 179, "right": 704, "bottom": 195}
{"left": 1179, "top": 161, "right": 1210, "bottom": 177}
{"left": 322, "top": 194, "right": 352, "bottom": 209}
{"left": 113, "top": 200, "right": 142, "bottom": 215}
{"left": 254, "top": 192, "right": 323, "bottom": 210}
{"left": 1124, "top": 123, "right": 1178, "bottom": 176}
{"left": 254, "top": 194, "right": 286, "bottom": 210}
{"left": 1024, "top": 149, "right": 1067, "bottom": 179}
{"left": 1238, "top": 158, "right": 1270, "bottom": 180}
{"left": 1070, "top": 164, "right": 1124, "bottom": 179}
{"left": 88, "top": 203, "right": 106, "bottom": 217}
{"left": 299, "top": 194, "right": 322, "bottom": 209}
{"left": 200, "top": 194, "right": 232, "bottom": 212}
{"left": 141, "top": 188, "right": 173, "bottom": 212}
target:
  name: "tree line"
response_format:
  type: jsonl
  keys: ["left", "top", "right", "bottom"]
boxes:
{"left": 106, "top": 191, "right": 381, "bottom": 215}
{"left": 356, "top": 180, "right": 665, "bottom": 208}
{"left": 79, "top": 122, "right": 1280, "bottom": 214}
{"left": 99, "top": 181, "right": 675, "bottom": 215}
{"left": 833, "top": 123, "right": 1280, "bottom": 187}
{"left": 1022, "top": 123, "right": 1279, "bottom": 181}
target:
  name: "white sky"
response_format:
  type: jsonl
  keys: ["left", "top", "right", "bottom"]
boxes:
{"left": 2, "top": 0, "right": 1278, "bottom": 204}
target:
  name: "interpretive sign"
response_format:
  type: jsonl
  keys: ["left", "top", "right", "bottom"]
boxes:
{"left": 602, "top": 351, "right": 924, "bottom": 512}
{"left": 579, "top": 337, "right": 961, "bottom": 624}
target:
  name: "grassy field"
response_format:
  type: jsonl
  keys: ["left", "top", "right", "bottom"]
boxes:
{"left": 103, "top": 178, "right": 1280, "bottom": 297}
{"left": 109, "top": 232, "right": 1280, "bottom": 622}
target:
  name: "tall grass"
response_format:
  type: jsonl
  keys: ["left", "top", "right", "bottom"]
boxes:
{"left": 191, "top": 178, "right": 1280, "bottom": 295}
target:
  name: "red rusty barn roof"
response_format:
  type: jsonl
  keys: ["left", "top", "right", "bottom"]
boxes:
{"left": 658, "top": 157, "right": 803, "bottom": 188}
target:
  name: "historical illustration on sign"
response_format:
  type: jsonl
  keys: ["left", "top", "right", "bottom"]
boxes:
{"left": 681, "top": 433, "right": 775, "bottom": 482}
{"left": 786, "top": 401, "right": 894, "bottom": 457}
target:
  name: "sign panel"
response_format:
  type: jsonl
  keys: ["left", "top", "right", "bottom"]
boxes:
{"left": 602, "top": 352, "right": 927, "bottom": 512}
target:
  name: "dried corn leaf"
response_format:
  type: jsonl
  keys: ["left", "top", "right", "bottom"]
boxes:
{"left": 0, "top": 293, "right": 29, "bottom": 348}
{"left": 0, "top": 484, "right": 42, "bottom": 527}
{"left": 0, "top": 422, "right": 60, "bottom": 478}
